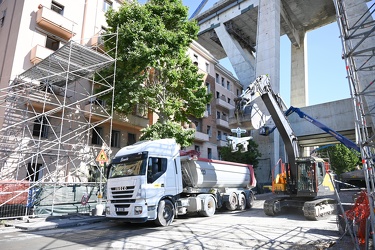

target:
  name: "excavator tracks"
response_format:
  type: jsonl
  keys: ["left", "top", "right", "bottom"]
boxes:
{"left": 264, "top": 197, "right": 337, "bottom": 220}
{"left": 302, "top": 198, "right": 337, "bottom": 220}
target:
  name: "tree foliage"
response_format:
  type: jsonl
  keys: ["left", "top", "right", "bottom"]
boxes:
{"left": 319, "top": 144, "right": 360, "bottom": 175}
{"left": 219, "top": 140, "right": 262, "bottom": 169}
{"left": 100, "top": 0, "right": 211, "bottom": 146}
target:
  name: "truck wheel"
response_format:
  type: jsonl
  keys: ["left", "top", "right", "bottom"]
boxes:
{"left": 237, "top": 193, "right": 246, "bottom": 211}
{"left": 155, "top": 199, "right": 175, "bottom": 227}
{"left": 225, "top": 192, "right": 238, "bottom": 211}
{"left": 246, "top": 191, "right": 254, "bottom": 209}
{"left": 199, "top": 195, "right": 216, "bottom": 217}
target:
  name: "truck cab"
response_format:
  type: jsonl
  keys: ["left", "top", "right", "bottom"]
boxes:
{"left": 105, "top": 139, "right": 183, "bottom": 224}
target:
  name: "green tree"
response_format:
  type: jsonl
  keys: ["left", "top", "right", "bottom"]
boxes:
{"left": 100, "top": 0, "right": 211, "bottom": 147}
{"left": 319, "top": 144, "right": 360, "bottom": 175}
{"left": 219, "top": 140, "right": 262, "bottom": 169}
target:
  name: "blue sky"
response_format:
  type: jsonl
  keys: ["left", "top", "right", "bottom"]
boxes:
{"left": 137, "top": 0, "right": 371, "bottom": 107}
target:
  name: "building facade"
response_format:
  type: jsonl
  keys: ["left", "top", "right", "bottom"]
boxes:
{"left": 187, "top": 41, "right": 242, "bottom": 160}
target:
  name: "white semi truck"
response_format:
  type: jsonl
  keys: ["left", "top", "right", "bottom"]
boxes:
{"left": 105, "top": 138, "right": 257, "bottom": 226}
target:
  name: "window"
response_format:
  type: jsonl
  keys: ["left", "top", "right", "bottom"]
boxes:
{"left": 237, "top": 89, "right": 240, "bottom": 96}
{"left": 228, "top": 98, "right": 231, "bottom": 104}
{"left": 195, "top": 145, "right": 200, "bottom": 152}
{"left": 193, "top": 54, "right": 198, "bottom": 66}
{"left": 208, "top": 148, "right": 212, "bottom": 159}
{"left": 227, "top": 81, "right": 230, "bottom": 90}
{"left": 147, "top": 157, "right": 167, "bottom": 183}
{"left": 46, "top": 35, "right": 60, "bottom": 51}
{"left": 206, "top": 82, "right": 210, "bottom": 94}
{"left": 205, "top": 63, "right": 209, "bottom": 72}
{"left": 128, "top": 133, "right": 136, "bottom": 145}
{"left": 103, "top": 0, "right": 112, "bottom": 12}
{"left": 0, "top": 9, "right": 6, "bottom": 28}
{"left": 217, "top": 130, "right": 222, "bottom": 140}
{"left": 207, "top": 125, "right": 212, "bottom": 137}
{"left": 216, "top": 91, "right": 220, "bottom": 99}
{"left": 51, "top": 1, "right": 64, "bottom": 15}
{"left": 221, "top": 77, "right": 225, "bottom": 86}
{"left": 92, "top": 127, "right": 103, "bottom": 145}
{"left": 216, "top": 111, "right": 221, "bottom": 119}
{"left": 26, "top": 163, "right": 42, "bottom": 182}
{"left": 206, "top": 104, "right": 211, "bottom": 115}
{"left": 215, "top": 73, "right": 219, "bottom": 83}
{"left": 33, "top": 116, "right": 49, "bottom": 138}
{"left": 193, "top": 120, "right": 201, "bottom": 131}
{"left": 111, "top": 130, "right": 121, "bottom": 148}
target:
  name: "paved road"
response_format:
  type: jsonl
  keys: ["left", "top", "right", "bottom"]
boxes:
{"left": 0, "top": 193, "right": 354, "bottom": 250}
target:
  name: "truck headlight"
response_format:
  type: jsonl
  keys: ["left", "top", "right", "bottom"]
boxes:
{"left": 134, "top": 206, "right": 143, "bottom": 215}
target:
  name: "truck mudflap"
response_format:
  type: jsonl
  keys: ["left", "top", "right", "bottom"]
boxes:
{"left": 302, "top": 198, "right": 337, "bottom": 220}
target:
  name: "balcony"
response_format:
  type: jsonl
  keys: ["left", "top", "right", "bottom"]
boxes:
{"left": 216, "top": 98, "right": 233, "bottom": 110}
{"left": 216, "top": 117, "right": 229, "bottom": 128}
{"left": 28, "top": 88, "right": 66, "bottom": 111}
{"left": 30, "top": 45, "right": 54, "bottom": 64}
{"left": 217, "top": 140, "right": 228, "bottom": 147}
{"left": 88, "top": 34, "right": 105, "bottom": 52}
{"left": 84, "top": 104, "right": 149, "bottom": 129}
{"left": 36, "top": 5, "right": 76, "bottom": 40}
{"left": 194, "top": 131, "right": 209, "bottom": 142}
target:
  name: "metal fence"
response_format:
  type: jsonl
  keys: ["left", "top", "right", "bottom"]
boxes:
{"left": 0, "top": 182, "right": 103, "bottom": 219}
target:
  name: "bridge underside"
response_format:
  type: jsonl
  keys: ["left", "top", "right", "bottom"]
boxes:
{"left": 195, "top": 0, "right": 336, "bottom": 60}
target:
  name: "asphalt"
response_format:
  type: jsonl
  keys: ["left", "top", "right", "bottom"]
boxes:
{"left": 2, "top": 214, "right": 107, "bottom": 231}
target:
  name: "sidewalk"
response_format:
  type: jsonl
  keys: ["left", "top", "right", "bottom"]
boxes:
{"left": 3, "top": 214, "right": 107, "bottom": 231}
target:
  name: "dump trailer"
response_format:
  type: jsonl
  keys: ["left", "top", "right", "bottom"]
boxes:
{"left": 105, "top": 139, "right": 256, "bottom": 226}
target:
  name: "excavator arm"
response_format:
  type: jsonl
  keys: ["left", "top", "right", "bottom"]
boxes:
{"left": 235, "top": 75, "right": 300, "bottom": 179}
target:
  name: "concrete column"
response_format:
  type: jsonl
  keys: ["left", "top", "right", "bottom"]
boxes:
{"left": 214, "top": 25, "right": 256, "bottom": 88}
{"left": 290, "top": 33, "right": 308, "bottom": 107}
{"left": 255, "top": 0, "right": 281, "bottom": 92}
{"left": 255, "top": 0, "right": 281, "bottom": 176}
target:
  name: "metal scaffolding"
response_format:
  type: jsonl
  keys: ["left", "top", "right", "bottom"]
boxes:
{"left": 333, "top": 0, "right": 375, "bottom": 248}
{"left": 0, "top": 32, "right": 118, "bottom": 218}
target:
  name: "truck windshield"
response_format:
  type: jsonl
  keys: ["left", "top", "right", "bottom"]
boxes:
{"left": 108, "top": 153, "right": 147, "bottom": 178}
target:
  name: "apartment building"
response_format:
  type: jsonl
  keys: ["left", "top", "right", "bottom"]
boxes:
{"left": 0, "top": 0, "right": 242, "bottom": 184}
{"left": 187, "top": 41, "right": 242, "bottom": 160}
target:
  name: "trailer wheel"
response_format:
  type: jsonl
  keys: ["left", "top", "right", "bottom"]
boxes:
{"left": 155, "top": 199, "right": 175, "bottom": 227}
{"left": 199, "top": 195, "right": 216, "bottom": 217}
{"left": 246, "top": 191, "right": 255, "bottom": 209}
{"left": 237, "top": 193, "right": 246, "bottom": 211}
{"left": 225, "top": 192, "right": 238, "bottom": 211}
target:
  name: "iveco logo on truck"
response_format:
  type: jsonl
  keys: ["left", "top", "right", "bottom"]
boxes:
{"left": 115, "top": 186, "right": 127, "bottom": 191}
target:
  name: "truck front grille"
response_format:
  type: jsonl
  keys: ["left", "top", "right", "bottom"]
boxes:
{"left": 110, "top": 185, "right": 136, "bottom": 216}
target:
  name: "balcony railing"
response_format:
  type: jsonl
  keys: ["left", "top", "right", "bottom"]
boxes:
{"left": 194, "top": 131, "right": 209, "bottom": 142}
{"left": 28, "top": 88, "right": 66, "bottom": 111}
{"left": 36, "top": 5, "right": 76, "bottom": 40}
{"left": 84, "top": 104, "right": 149, "bottom": 129}
{"left": 30, "top": 45, "right": 54, "bottom": 64}
{"left": 216, "top": 117, "right": 229, "bottom": 128}
{"left": 216, "top": 98, "right": 233, "bottom": 110}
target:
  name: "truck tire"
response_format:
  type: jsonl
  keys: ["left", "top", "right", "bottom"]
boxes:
{"left": 155, "top": 199, "right": 175, "bottom": 227}
{"left": 199, "top": 195, "right": 216, "bottom": 217}
{"left": 246, "top": 191, "right": 254, "bottom": 209}
{"left": 225, "top": 192, "right": 238, "bottom": 211}
{"left": 237, "top": 193, "right": 246, "bottom": 211}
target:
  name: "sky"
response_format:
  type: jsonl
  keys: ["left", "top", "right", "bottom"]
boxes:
{"left": 137, "top": 0, "right": 374, "bottom": 107}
